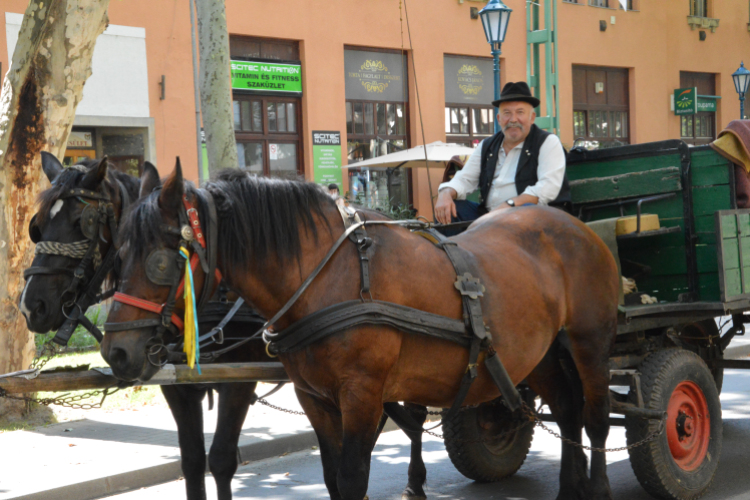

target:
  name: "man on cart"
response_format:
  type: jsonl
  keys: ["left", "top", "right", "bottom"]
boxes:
{"left": 434, "top": 81, "right": 571, "bottom": 224}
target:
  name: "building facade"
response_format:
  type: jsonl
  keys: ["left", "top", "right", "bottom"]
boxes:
{"left": 1, "top": 0, "right": 749, "bottom": 216}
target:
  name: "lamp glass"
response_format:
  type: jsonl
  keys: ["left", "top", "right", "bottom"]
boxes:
{"left": 732, "top": 63, "right": 750, "bottom": 95}
{"left": 479, "top": 0, "right": 512, "bottom": 44}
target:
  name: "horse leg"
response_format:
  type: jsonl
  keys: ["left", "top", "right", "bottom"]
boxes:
{"left": 566, "top": 327, "right": 615, "bottom": 500}
{"left": 337, "top": 387, "right": 385, "bottom": 500}
{"left": 295, "top": 388, "right": 345, "bottom": 500}
{"left": 208, "top": 382, "right": 257, "bottom": 500}
{"left": 526, "top": 344, "right": 588, "bottom": 500}
{"left": 402, "top": 403, "right": 428, "bottom": 500}
{"left": 161, "top": 385, "right": 208, "bottom": 500}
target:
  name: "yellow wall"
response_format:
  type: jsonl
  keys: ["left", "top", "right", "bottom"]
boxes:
{"left": 2, "top": 0, "right": 750, "bottom": 216}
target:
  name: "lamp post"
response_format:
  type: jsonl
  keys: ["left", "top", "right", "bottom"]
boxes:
{"left": 479, "top": 0, "right": 512, "bottom": 133}
{"left": 732, "top": 62, "right": 750, "bottom": 120}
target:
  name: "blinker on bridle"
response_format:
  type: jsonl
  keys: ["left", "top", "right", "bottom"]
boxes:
{"left": 106, "top": 192, "right": 222, "bottom": 367}
{"left": 25, "top": 187, "right": 122, "bottom": 345}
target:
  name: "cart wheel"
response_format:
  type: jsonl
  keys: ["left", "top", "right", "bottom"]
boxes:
{"left": 443, "top": 398, "right": 534, "bottom": 482}
{"left": 625, "top": 349, "right": 722, "bottom": 500}
{"left": 678, "top": 320, "right": 723, "bottom": 394}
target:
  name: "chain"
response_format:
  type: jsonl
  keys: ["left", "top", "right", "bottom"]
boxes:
{"left": 520, "top": 402, "right": 666, "bottom": 453}
{"left": 0, "top": 385, "right": 122, "bottom": 410}
{"left": 0, "top": 340, "right": 121, "bottom": 410}
{"left": 29, "top": 340, "right": 59, "bottom": 373}
{"left": 256, "top": 398, "right": 307, "bottom": 416}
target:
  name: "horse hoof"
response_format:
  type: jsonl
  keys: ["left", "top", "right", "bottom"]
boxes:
{"left": 402, "top": 495, "right": 426, "bottom": 500}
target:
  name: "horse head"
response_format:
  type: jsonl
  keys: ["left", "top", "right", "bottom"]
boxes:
{"left": 101, "top": 160, "right": 212, "bottom": 382}
{"left": 20, "top": 152, "right": 143, "bottom": 333}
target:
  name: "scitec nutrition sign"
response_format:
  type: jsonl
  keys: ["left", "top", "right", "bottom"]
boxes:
{"left": 231, "top": 60, "right": 302, "bottom": 95}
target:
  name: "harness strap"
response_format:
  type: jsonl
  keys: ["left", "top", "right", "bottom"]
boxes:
{"left": 266, "top": 299, "right": 470, "bottom": 355}
{"left": 109, "top": 291, "right": 185, "bottom": 331}
{"left": 442, "top": 336, "right": 482, "bottom": 424}
{"left": 198, "top": 297, "right": 244, "bottom": 345}
{"left": 197, "top": 190, "right": 219, "bottom": 312}
{"left": 24, "top": 266, "right": 75, "bottom": 278}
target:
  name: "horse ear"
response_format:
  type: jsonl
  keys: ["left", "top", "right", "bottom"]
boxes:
{"left": 159, "top": 157, "right": 184, "bottom": 211}
{"left": 139, "top": 162, "right": 161, "bottom": 198}
{"left": 81, "top": 156, "right": 108, "bottom": 190}
{"left": 41, "top": 151, "right": 63, "bottom": 182}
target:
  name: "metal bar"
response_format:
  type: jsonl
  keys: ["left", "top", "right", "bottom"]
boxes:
{"left": 715, "top": 359, "right": 750, "bottom": 369}
{"left": 189, "top": 0, "right": 205, "bottom": 184}
{"left": 543, "top": 0, "right": 553, "bottom": 133}
{"left": 610, "top": 401, "right": 665, "bottom": 420}
{"left": 0, "top": 363, "right": 290, "bottom": 395}
{"left": 552, "top": 0, "right": 559, "bottom": 135}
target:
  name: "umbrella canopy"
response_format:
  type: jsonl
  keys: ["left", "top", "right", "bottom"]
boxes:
{"left": 343, "top": 141, "right": 477, "bottom": 170}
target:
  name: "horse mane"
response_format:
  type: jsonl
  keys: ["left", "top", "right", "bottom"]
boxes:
{"left": 119, "top": 171, "right": 334, "bottom": 269}
{"left": 206, "top": 170, "right": 334, "bottom": 269}
{"left": 36, "top": 159, "right": 140, "bottom": 226}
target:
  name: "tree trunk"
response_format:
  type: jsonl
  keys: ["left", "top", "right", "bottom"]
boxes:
{"left": 196, "top": 0, "right": 239, "bottom": 173}
{"left": 0, "top": 0, "right": 109, "bottom": 415}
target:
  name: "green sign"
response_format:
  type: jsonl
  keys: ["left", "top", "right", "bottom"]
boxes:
{"left": 312, "top": 131, "right": 342, "bottom": 188}
{"left": 231, "top": 60, "right": 302, "bottom": 95}
{"left": 674, "top": 87, "right": 697, "bottom": 115}
{"left": 697, "top": 97, "right": 717, "bottom": 112}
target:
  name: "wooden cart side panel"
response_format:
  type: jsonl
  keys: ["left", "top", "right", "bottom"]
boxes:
{"left": 716, "top": 210, "right": 750, "bottom": 302}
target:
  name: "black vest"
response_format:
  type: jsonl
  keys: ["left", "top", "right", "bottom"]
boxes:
{"left": 479, "top": 124, "right": 571, "bottom": 210}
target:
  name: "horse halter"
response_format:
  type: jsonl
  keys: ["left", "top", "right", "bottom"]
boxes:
{"left": 105, "top": 191, "right": 221, "bottom": 352}
{"left": 25, "top": 183, "right": 125, "bottom": 345}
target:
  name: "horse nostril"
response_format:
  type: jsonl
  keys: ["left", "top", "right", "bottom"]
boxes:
{"left": 108, "top": 347, "right": 129, "bottom": 369}
{"left": 34, "top": 300, "right": 47, "bottom": 318}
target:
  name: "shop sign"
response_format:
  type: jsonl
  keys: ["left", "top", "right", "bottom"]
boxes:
{"left": 67, "top": 131, "right": 93, "bottom": 148}
{"left": 697, "top": 97, "right": 717, "bottom": 112}
{"left": 230, "top": 60, "right": 302, "bottom": 95}
{"left": 444, "top": 55, "right": 494, "bottom": 104}
{"left": 674, "top": 87, "right": 697, "bottom": 115}
{"left": 344, "top": 50, "right": 407, "bottom": 102}
{"left": 312, "top": 131, "right": 342, "bottom": 188}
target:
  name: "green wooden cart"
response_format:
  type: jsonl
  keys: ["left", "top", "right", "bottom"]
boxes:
{"left": 442, "top": 140, "right": 745, "bottom": 500}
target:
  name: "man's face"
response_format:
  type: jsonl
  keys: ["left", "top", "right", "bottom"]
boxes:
{"left": 497, "top": 101, "right": 535, "bottom": 144}
{"left": 329, "top": 188, "right": 339, "bottom": 197}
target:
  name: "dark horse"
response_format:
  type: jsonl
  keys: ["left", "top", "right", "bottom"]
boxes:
{"left": 104, "top": 165, "right": 620, "bottom": 500}
{"left": 19, "top": 153, "right": 267, "bottom": 500}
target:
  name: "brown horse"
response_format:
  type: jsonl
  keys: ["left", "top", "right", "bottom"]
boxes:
{"left": 104, "top": 164, "right": 619, "bottom": 500}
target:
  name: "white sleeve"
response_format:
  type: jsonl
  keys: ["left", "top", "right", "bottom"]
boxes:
{"left": 437, "top": 141, "right": 484, "bottom": 200}
{"left": 521, "top": 134, "right": 566, "bottom": 206}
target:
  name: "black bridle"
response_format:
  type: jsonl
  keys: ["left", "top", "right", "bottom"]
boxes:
{"left": 25, "top": 183, "right": 129, "bottom": 345}
{"left": 103, "top": 190, "right": 221, "bottom": 367}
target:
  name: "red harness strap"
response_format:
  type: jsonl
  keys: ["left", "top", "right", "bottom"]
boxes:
{"left": 112, "top": 194, "right": 212, "bottom": 335}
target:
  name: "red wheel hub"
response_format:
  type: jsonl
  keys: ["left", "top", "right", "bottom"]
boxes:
{"left": 666, "top": 381, "right": 710, "bottom": 471}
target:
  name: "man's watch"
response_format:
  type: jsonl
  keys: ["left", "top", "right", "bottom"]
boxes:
{"left": 506, "top": 199, "right": 516, "bottom": 207}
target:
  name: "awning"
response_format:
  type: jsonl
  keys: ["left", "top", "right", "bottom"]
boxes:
{"left": 343, "top": 141, "right": 476, "bottom": 170}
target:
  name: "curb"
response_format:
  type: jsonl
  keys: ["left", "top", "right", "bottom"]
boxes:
{"left": 11, "top": 414, "right": 417, "bottom": 500}
{"left": 17, "top": 344, "right": 750, "bottom": 500}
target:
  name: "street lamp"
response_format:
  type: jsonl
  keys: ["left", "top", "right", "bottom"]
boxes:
{"left": 732, "top": 62, "right": 750, "bottom": 120}
{"left": 479, "top": 0, "right": 513, "bottom": 133}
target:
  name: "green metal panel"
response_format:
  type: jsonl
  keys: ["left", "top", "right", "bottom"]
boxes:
{"left": 716, "top": 210, "right": 750, "bottom": 301}
{"left": 570, "top": 167, "right": 681, "bottom": 204}
{"left": 567, "top": 154, "right": 681, "bottom": 181}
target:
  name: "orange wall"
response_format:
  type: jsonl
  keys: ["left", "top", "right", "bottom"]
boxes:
{"left": 2, "top": 0, "right": 750, "bottom": 215}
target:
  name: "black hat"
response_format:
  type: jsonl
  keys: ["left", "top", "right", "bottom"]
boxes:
{"left": 492, "top": 81, "right": 540, "bottom": 108}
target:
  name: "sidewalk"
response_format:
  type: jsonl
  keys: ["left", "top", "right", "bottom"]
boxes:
{"left": 3, "top": 336, "right": 750, "bottom": 500}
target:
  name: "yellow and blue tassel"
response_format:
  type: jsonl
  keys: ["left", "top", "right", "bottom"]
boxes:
{"left": 180, "top": 246, "right": 201, "bottom": 374}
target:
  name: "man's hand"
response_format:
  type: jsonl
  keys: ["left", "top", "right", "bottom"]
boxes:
{"left": 435, "top": 189, "right": 457, "bottom": 224}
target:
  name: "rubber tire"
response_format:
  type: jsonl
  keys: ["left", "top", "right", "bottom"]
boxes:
{"left": 625, "top": 349, "right": 722, "bottom": 500}
{"left": 443, "top": 399, "right": 534, "bottom": 482}
{"left": 678, "top": 320, "right": 723, "bottom": 394}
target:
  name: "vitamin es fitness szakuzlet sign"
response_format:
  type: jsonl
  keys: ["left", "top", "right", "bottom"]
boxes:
{"left": 230, "top": 60, "right": 302, "bottom": 95}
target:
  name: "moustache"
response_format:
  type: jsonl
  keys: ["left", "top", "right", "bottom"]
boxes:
{"left": 503, "top": 123, "right": 523, "bottom": 131}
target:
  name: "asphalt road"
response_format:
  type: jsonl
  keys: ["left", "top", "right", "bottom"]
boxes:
{"left": 108, "top": 369, "right": 750, "bottom": 500}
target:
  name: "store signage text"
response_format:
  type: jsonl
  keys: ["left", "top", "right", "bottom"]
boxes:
{"left": 312, "top": 130, "right": 343, "bottom": 188}
{"left": 674, "top": 87, "right": 697, "bottom": 115}
{"left": 231, "top": 60, "right": 302, "bottom": 95}
{"left": 344, "top": 50, "right": 407, "bottom": 102}
{"left": 444, "top": 56, "right": 493, "bottom": 104}
{"left": 67, "top": 131, "right": 93, "bottom": 148}
{"left": 697, "top": 97, "right": 717, "bottom": 112}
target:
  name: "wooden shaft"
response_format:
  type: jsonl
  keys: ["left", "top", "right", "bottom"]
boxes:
{"left": 0, "top": 362, "right": 289, "bottom": 394}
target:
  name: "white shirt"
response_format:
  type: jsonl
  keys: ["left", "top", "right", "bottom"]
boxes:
{"left": 438, "top": 133, "right": 566, "bottom": 211}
